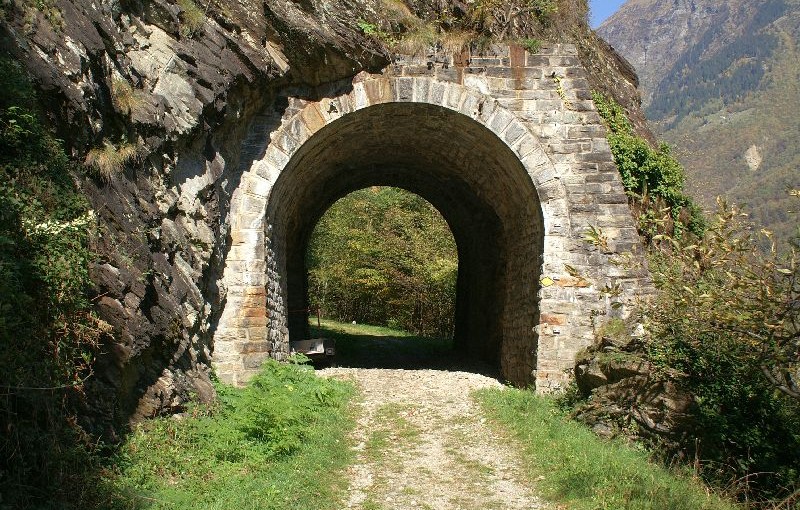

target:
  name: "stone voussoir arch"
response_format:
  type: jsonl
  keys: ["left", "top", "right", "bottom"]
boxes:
{"left": 213, "top": 43, "right": 649, "bottom": 391}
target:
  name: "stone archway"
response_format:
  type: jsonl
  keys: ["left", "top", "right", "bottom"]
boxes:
{"left": 212, "top": 44, "right": 650, "bottom": 391}
{"left": 270, "top": 101, "right": 546, "bottom": 383}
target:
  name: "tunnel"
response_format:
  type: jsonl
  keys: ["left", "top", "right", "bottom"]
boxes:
{"left": 264, "top": 102, "right": 545, "bottom": 382}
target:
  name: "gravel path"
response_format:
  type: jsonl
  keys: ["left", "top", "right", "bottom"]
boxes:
{"left": 320, "top": 365, "right": 547, "bottom": 510}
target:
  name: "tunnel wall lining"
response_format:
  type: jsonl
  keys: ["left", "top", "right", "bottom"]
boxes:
{"left": 212, "top": 43, "right": 650, "bottom": 390}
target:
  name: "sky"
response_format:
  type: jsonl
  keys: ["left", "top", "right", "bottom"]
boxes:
{"left": 590, "top": 0, "right": 627, "bottom": 28}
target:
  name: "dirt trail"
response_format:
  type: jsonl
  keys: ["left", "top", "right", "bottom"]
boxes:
{"left": 320, "top": 364, "right": 547, "bottom": 510}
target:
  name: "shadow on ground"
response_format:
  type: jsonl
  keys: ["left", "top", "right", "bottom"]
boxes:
{"left": 309, "top": 321, "right": 503, "bottom": 380}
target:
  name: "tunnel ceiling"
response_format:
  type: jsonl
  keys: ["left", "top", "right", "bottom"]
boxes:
{"left": 268, "top": 102, "right": 544, "bottom": 251}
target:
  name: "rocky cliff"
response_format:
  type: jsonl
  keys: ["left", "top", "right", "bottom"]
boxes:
{"left": 0, "top": 0, "right": 650, "bottom": 431}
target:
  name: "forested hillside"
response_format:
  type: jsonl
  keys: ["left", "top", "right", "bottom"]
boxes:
{"left": 598, "top": 0, "right": 800, "bottom": 243}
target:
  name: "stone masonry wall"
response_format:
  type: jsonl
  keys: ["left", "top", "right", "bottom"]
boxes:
{"left": 214, "top": 43, "right": 650, "bottom": 391}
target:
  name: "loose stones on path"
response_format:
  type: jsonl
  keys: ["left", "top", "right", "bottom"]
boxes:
{"left": 321, "top": 367, "right": 548, "bottom": 510}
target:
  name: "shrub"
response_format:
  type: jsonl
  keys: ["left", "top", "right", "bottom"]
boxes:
{"left": 644, "top": 199, "right": 800, "bottom": 503}
{"left": 0, "top": 57, "right": 106, "bottom": 507}
{"left": 592, "top": 91, "right": 705, "bottom": 239}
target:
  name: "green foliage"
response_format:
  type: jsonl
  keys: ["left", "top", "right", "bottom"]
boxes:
{"left": 644, "top": 199, "right": 800, "bottom": 503}
{"left": 177, "top": 0, "right": 205, "bottom": 37}
{"left": 592, "top": 91, "right": 705, "bottom": 238}
{"left": 307, "top": 187, "right": 457, "bottom": 338}
{"left": 0, "top": 57, "right": 104, "bottom": 507}
{"left": 357, "top": 19, "right": 399, "bottom": 45}
{"left": 475, "top": 388, "right": 737, "bottom": 509}
{"left": 520, "top": 37, "right": 542, "bottom": 53}
{"left": 102, "top": 361, "right": 355, "bottom": 509}
{"left": 647, "top": 0, "right": 786, "bottom": 127}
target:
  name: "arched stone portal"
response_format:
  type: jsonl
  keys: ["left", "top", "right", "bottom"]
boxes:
{"left": 271, "top": 102, "right": 546, "bottom": 383}
{"left": 212, "top": 44, "right": 650, "bottom": 391}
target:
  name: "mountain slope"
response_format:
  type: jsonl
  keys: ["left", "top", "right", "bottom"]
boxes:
{"left": 598, "top": 0, "right": 800, "bottom": 242}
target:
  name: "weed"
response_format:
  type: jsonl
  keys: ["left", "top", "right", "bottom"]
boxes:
{"left": 110, "top": 77, "right": 144, "bottom": 116}
{"left": 381, "top": 0, "right": 417, "bottom": 24}
{"left": 552, "top": 73, "right": 572, "bottom": 108}
{"left": 597, "top": 317, "right": 627, "bottom": 341}
{"left": 520, "top": 37, "right": 541, "bottom": 53}
{"left": 440, "top": 29, "right": 475, "bottom": 54}
{"left": 84, "top": 140, "right": 137, "bottom": 182}
{"left": 393, "top": 23, "right": 437, "bottom": 55}
{"left": 177, "top": 0, "right": 205, "bottom": 37}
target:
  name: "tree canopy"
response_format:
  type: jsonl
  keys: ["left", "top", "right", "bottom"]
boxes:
{"left": 307, "top": 187, "right": 458, "bottom": 338}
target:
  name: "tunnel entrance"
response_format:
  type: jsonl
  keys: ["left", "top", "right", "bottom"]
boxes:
{"left": 215, "top": 50, "right": 652, "bottom": 389}
{"left": 265, "top": 102, "right": 544, "bottom": 380}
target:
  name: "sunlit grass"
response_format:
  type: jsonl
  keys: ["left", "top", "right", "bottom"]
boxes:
{"left": 475, "top": 387, "right": 740, "bottom": 510}
{"left": 100, "top": 360, "right": 356, "bottom": 509}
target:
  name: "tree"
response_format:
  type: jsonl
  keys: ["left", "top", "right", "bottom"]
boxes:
{"left": 307, "top": 187, "right": 458, "bottom": 338}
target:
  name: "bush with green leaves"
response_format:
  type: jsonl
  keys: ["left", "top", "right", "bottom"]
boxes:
{"left": 644, "top": 199, "right": 799, "bottom": 504}
{"left": 0, "top": 57, "right": 104, "bottom": 507}
{"left": 592, "top": 91, "right": 705, "bottom": 239}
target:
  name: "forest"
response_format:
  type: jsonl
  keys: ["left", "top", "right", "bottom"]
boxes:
{"left": 647, "top": 0, "right": 786, "bottom": 126}
{"left": 307, "top": 187, "right": 458, "bottom": 339}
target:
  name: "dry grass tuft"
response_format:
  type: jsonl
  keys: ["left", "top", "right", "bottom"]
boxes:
{"left": 381, "top": 0, "right": 417, "bottom": 24}
{"left": 393, "top": 23, "right": 437, "bottom": 56}
{"left": 84, "top": 141, "right": 137, "bottom": 182}
{"left": 110, "top": 78, "right": 144, "bottom": 116}
{"left": 441, "top": 30, "right": 476, "bottom": 54}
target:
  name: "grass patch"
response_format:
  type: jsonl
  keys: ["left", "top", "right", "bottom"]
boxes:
{"left": 84, "top": 140, "right": 136, "bottom": 182}
{"left": 100, "top": 360, "right": 355, "bottom": 509}
{"left": 314, "top": 318, "right": 416, "bottom": 338}
{"left": 475, "top": 387, "right": 739, "bottom": 510}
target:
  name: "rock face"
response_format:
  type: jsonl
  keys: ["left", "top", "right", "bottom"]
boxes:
{"left": 1, "top": 0, "right": 387, "bottom": 429}
{"left": 574, "top": 334, "right": 696, "bottom": 442}
{"left": 0, "top": 0, "right": 653, "bottom": 431}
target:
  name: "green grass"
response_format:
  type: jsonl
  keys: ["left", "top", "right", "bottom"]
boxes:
{"left": 99, "top": 360, "right": 356, "bottom": 510}
{"left": 475, "top": 387, "right": 739, "bottom": 510}
{"left": 310, "top": 318, "right": 453, "bottom": 368}
{"left": 313, "top": 318, "right": 416, "bottom": 338}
